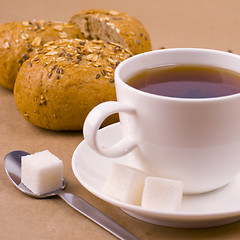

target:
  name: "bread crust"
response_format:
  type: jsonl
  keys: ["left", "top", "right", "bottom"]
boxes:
{"left": 0, "top": 20, "right": 84, "bottom": 90}
{"left": 69, "top": 9, "right": 151, "bottom": 55}
{"left": 14, "top": 39, "right": 132, "bottom": 131}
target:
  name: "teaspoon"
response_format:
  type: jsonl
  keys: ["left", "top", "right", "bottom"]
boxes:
{"left": 4, "top": 150, "right": 139, "bottom": 240}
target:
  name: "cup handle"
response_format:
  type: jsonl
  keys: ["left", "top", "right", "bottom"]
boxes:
{"left": 83, "top": 101, "right": 137, "bottom": 157}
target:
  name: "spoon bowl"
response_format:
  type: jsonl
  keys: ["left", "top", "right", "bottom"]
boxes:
{"left": 4, "top": 150, "right": 139, "bottom": 240}
{"left": 4, "top": 150, "right": 66, "bottom": 198}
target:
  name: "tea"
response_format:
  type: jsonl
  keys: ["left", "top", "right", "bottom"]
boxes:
{"left": 126, "top": 64, "right": 240, "bottom": 98}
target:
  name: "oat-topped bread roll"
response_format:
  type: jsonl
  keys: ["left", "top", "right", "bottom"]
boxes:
{"left": 14, "top": 39, "right": 132, "bottom": 131}
{"left": 0, "top": 20, "right": 84, "bottom": 90}
{"left": 69, "top": 9, "right": 151, "bottom": 55}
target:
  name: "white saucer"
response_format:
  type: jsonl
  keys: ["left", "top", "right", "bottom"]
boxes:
{"left": 72, "top": 123, "right": 240, "bottom": 228}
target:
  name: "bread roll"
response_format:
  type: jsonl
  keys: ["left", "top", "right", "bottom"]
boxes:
{"left": 69, "top": 9, "right": 151, "bottom": 55}
{"left": 14, "top": 39, "right": 132, "bottom": 131}
{"left": 0, "top": 20, "right": 84, "bottom": 90}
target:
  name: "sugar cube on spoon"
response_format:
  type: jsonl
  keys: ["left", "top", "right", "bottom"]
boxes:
{"left": 21, "top": 150, "right": 63, "bottom": 195}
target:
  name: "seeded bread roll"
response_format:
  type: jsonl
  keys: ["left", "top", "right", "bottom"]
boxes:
{"left": 0, "top": 20, "right": 85, "bottom": 90}
{"left": 69, "top": 9, "right": 151, "bottom": 55}
{"left": 14, "top": 39, "right": 132, "bottom": 131}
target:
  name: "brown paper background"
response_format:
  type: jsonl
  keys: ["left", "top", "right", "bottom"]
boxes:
{"left": 1, "top": 0, "right": 240, "bottom": 239}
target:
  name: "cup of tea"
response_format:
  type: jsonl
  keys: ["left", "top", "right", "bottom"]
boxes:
{"left": 83, "top": 48, "right": 240, "bottom": 194}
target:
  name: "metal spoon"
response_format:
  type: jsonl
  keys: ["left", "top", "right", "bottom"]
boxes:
{"left": 4, "top": 150, "right": 139, "bottom": 240}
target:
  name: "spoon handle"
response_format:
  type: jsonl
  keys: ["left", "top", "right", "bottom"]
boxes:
{"left": 57, "top": 191, "right": 140, "bottom": 240}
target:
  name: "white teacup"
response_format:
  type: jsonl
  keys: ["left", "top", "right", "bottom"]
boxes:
{"left": 83, "top": 48, "right": 240, "bottom": 194}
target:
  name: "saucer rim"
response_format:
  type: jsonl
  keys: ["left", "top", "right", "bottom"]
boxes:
{"left": 72, "top": 122, "right": 240, "bottom": 223}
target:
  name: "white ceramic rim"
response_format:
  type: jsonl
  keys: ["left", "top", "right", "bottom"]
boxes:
{"left": 115, "top": 48, "right": 240, "bottom": 103}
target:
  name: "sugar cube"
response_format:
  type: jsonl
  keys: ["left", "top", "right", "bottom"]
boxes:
{"left": 141, "top": 176, "right": 183, "bottom": 212}
{"left": 103, "top": 162, "right": 149, "bottom": 205}
{"left": 21, "top": 150, "right": 63, "bottom": 195}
